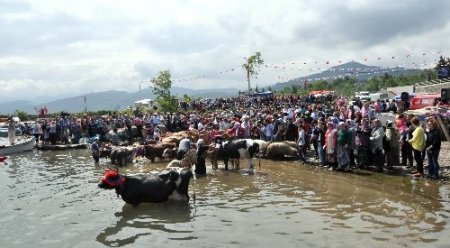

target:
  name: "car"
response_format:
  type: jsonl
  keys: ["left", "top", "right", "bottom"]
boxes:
{"left": 355, "top": 91, "right": 371, "bottom": 101}
{"left": 409, "top": 94, "right": 440, "bottom": 110}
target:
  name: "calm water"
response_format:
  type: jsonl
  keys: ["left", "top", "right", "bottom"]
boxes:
{"left": 1, "top": 149, "right": 449, "bottom": 248}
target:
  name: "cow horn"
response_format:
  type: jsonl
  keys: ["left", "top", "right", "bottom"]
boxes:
{"left": 113, "top": 166, "right": 119, "bottom": 173}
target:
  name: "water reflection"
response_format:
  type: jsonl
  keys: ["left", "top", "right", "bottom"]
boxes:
{"left": 258, "top": 160, "right": 448, "bottom": 244}
{"left": 96, "top": 203, "right": 194, "bottom": 247}
{"left": 1, "top": 150, "right": 449, "bottom": 247}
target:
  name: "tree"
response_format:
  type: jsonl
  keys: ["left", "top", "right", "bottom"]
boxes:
{"left": 310, "top": 80, "right": 329, "bottom": 91}
{"left": 291, "top": 84, "right": 299, "bottom": 94}
{"left": 242, "top": 52, "right": 264, "bottom": 94}
{"left": 435, "top": 56, "right": 450, "bottom": 70}
{"left": 182, "top": 94, "right": 192, "bottom": 103}
{"left": 151, "top": 70, "right": 178, "bottom": 113}
{"left": 14, "top": 110, "right": 28, "bottom": 121}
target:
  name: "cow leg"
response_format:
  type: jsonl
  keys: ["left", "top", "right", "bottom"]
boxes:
{"left": 119, "top": 155, "right": 125, "bottom": 167}
{"left": 247, "top": 158, "right": 254, "bottom": 174}
{"left": 224, "top": 158, "right": 229, "bottom": 171}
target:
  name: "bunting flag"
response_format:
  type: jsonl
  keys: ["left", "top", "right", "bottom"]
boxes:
{"left": 137, "top": 49, "right": 445, "bottom": 85}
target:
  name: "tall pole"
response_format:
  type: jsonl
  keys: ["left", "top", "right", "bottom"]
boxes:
{"left": 84, "top": 96, "right": 87, "bottom": 113}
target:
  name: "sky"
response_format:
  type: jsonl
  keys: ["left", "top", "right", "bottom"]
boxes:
{"left": 1, "top": 0, "right": 450, "bottom": 103}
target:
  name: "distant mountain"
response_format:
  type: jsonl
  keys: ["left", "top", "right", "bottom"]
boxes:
{"left": 271, "top": 61, "right": 422, "bottom": 90}
{"left": 0, "top": 87, "right": 239, "bottom": 115}
{"left": 0, "top": 100, "right": 36, "bottom": 115}
{"left": 0, "top": 62, "right": 424, "bottom": 115}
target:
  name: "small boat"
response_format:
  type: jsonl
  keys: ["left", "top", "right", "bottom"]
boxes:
{"left": 0, "top": 127, "right": 22, "bottom": 138}
{"left": 0, "top": 136, "right": 36, "bottom": 156}
{"left": 0, "top": 156, "right": 7, "bottom": 162}
{"left": 36, "top": 143, "right": 89, "bottom": 151}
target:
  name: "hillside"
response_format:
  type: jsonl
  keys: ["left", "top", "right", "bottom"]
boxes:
{"left": 0, "top": 61, "right": 427, "bottom": 115}
{"left": 271, "top": 61, "right": 422, "bottom": 90}
{"left": 0, "top": 87, "right": 239, "bottom": 114}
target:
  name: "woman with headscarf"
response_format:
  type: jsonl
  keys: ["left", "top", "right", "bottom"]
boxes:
{"left": 316, "top": 121, "right": 326, "bottom": 167}
{"left": 370, "top": 119, "right": 384, "bottom": 172}
{"left": 324, "top": 122, "right": 338, "bottom": 169}
{"left": 338, "top": 106, "right": 348, "bottom": 121}
{"left": 384, "top": 120, "right": 400, "bottom": 169}
{"left": 336, "top": 122, "right": 351, "bottom": 171}
{"left": 195, "top": 139, "right": 208, "bottom": 175}
{"left": 361, "top": 102, "right": 370, "bottom": 119}
{"left": 346, "top": 119, "right": 357, "bottom": 169}
{"left": 355, "top": 118, "right": 371, "bottom": 169}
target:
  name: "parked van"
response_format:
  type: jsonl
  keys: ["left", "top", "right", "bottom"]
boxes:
{"left": 370, "top": 93, "right": 389, "bottom": 101}
{"left": 409, "top": 94, "right": 440, "bottom": 110}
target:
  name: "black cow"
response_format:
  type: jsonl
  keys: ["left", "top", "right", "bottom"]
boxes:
{"left": 98, "top": 167, "right": 193, "bottom": 206}
{"left": 214, "top": 138, "right": 259, "bottom": 173}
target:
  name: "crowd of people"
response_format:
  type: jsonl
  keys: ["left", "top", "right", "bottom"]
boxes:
{"left": 16, "top": 92, "right": 444, "bottom": 179}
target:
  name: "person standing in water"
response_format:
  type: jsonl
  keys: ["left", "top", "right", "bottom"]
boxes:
{"left": 8, "top": 118, "right": 16, "bottom": 145}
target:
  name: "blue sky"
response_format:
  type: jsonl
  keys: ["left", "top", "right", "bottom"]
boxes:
{"left": 1, "top": 0, "right": 449, "bottom": 102}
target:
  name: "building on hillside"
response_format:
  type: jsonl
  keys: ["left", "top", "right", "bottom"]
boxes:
{"left": 134, "top": 99, "right": 155, "bottom": 109}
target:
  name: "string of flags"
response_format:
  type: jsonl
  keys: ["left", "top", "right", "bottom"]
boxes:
{"left": 139, "top": 49, "right": 445, "bottom": 85}
{"left": 264, "top": 67, "right": 429, "bottom": 83}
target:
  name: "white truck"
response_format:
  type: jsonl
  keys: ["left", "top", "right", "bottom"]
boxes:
{"left": 355, "top": 91, "right": 371, "bottom": 101}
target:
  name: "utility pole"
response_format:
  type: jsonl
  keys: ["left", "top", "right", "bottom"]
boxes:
{"left": 84, "top": 96, "right": 87, "bottom": 113}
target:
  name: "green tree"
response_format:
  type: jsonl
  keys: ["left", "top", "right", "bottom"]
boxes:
{"left": 310, "top": 80, "right": 329, "bottom": 91}
{"left": 15, "top": 110, "right": 29, "bottom": 121}
{"left": 151, "top": 70, "right": 178, "bottom": 113}
{"left": 435, "top": 56, "right": 450, "bottom": 70}
{"left": 242, "top": 52, "right": 264, "bottom": 94}
{"left": 291, "top": 84, "right": 299, "bottom": 94}
{"left": 182, "top": 94, "right": 192, "bottom": 103}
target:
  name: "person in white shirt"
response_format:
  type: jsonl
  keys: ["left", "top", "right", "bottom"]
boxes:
{"left": 32, "top": 120, "right": 42, "bottom": 143}
{"left": 263, "top": 120, "right": 274, "bottom": 141}
{"left": 197, "top": 120, "right": 204, "bottom": 131}
{"left": 297, "top": 123, "right": 306, "bottom": 162}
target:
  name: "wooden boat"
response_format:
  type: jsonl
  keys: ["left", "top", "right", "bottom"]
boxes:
{"left": 36, "top": 143, "right": 89, "bottom": 151}
{"left": 0, "top": 136, "right": 36, "bottom": 156}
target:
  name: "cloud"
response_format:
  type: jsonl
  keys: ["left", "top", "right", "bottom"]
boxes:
{"left": 138, "top": 24, "right": 222, "bottom": 54}
{"left": 293, "top": 0, "right": 450, "bottom": 47}
{"left": 0, "top": 0, "right": 449, "bottom": 103}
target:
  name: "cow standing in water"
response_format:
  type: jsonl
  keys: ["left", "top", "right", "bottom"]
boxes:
{"left": 98, "top": 167, "right": 193, "bottom": 206}
{"left": 214, "top": 138, "right": 259, "bottom": 174}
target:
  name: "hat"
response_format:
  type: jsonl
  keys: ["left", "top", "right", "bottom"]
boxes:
{"left": 386, "top": 120, "right": 393, "bottom": 128}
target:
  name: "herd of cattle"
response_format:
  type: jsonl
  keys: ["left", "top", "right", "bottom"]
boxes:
{"left": 99, "top": 130, "right": 299, "bottom": 169}
{"left": 97, "top": 130, "right": 300, "bottom": 206}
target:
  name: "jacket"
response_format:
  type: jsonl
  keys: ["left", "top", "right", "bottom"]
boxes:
{"left": 409, "top": 126, "right": 425, "bottom": 151}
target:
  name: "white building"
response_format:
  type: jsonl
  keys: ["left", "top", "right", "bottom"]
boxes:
{"left": 134, "top": 99, "right": 155, "bottom": 109}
